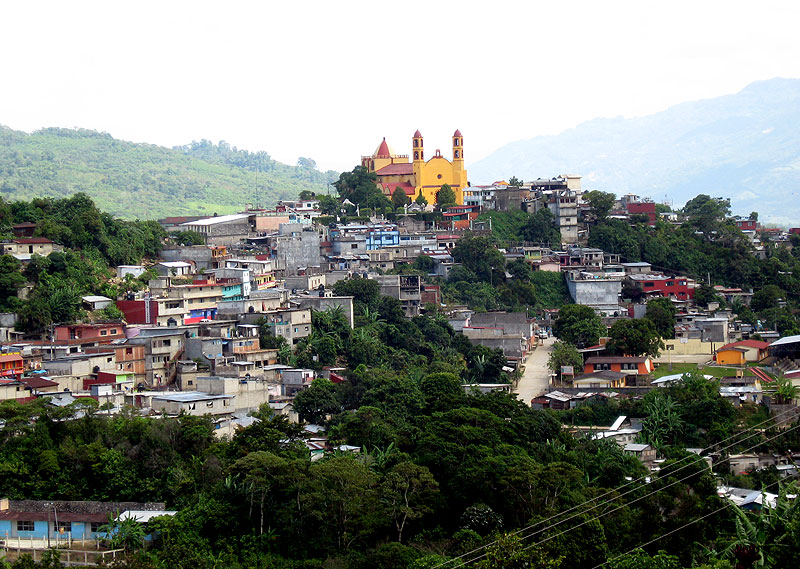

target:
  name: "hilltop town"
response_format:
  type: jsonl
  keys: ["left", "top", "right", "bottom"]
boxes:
{"left": 1, "top": 130, "right": 800, "bottom": 568}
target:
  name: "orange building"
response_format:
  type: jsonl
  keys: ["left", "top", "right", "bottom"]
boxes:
{"left": 0, "top": 353, "right": 24, "bottom": 379}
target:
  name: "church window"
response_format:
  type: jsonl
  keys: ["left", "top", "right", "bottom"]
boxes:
{"left": 414, "top": 151, "right": 419, "bottom": 160}
{"left": 454, "top": 138, "right": 460, "bottom": 146}
{"left": 455, "top": 150, "right": 460, "bottom": 158}
{"left": 437, "top": 174, "right": 442, "bottom": 179}
{"left": 413, "top": 139, "right": 418, "bottom": 147}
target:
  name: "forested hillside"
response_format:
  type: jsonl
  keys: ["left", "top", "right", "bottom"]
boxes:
{"left": 0, "top": 127, "right": 337, "bottom": 219}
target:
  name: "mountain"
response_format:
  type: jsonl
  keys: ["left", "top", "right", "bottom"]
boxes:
{"left": 469, "top": 78, "right": 800, "bottom": 224}
{"left": 0, "top": 127, "right": 337, "bottom": 219}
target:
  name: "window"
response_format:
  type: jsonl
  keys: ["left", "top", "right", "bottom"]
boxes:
{"left": 187, "top": 380, "right": 193, "bottom": 386}
{"left": 351, "top": 244, "right": 358, "bottom": 249}
{"left": 17, "top": 521, "right": 34, "bottom": 532}
{"left": 223, "top": 399, "right": 231, "bottom": 407}
{"left": 125, "top": 348, "right": 133, "bottom": 355}
{"left": 110, "top": 329, "right": 117, "bottom": 334}
{"left": 55, "top": 521, "right": 72, "bottom": 533}
{"left": 644, "top": 282, "right": 654, "bottom": 287}
{"left": 100, "top": 330, "right": 108, "bottom": 336}
{"left": 90, "top": 522, "right": 104, "bottom": 533}
{"left": 188, "top": 403, "right": 196, "bottom": 410}
{"left": 666, "top": 281, "right": 675, "bottom": 287}
{"left": 206, "top": 401, "right": 214, "bottom": 408}
{"left": 163, "top": 339, "right": 171, "bottom": 347}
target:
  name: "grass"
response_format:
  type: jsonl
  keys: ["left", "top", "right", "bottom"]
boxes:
{"left": 652, "top": 362, "right": 743, "bottom": 379}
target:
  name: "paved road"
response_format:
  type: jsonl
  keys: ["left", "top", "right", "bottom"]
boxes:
{"left": 514, "top": 336, "right": 555, "bottom": 405}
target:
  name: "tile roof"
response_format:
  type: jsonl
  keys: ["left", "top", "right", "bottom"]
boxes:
{"left": 375, "top": 163, "right": 413, "bottom": 176}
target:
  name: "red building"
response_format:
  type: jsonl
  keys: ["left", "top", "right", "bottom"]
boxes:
{"left": 736, "top": 219, "right": 759, "bottom": 231}
{"left": 54, "top": 323, "right": 125, "bottom": 344}
{"left": 626, "top": 202, "right": 656, "bottom": 225}
{"left": 628, "top": 274, "right": 693, "bottom": 301}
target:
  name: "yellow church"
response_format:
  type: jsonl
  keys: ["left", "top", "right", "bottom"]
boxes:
{"left": 361, "top": 129, "right": 468, "bottom": 205}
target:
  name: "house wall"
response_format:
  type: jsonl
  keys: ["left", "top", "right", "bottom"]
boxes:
{"left": 566, "top": 277, "right": 622, "bottom": 306}
{"left": 717, "top": 350, "right": 746, "bottom": 366}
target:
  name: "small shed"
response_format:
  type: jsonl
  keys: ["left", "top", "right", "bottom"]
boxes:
{"left": 81, "top": 295, "right": 113, "bottom": 311}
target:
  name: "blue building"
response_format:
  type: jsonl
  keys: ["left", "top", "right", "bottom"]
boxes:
{"left": 0, "top": 499, "right": 171, "bottom": 541}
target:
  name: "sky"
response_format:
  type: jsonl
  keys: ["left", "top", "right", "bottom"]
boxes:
{"left": 2, "top": 1, "right": 800, "bottom": 176}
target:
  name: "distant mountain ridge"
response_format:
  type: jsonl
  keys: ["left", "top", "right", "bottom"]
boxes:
{"left": 0, "top": 127, "right": 336, "bottom": 219}
{"left": 469, "top": 78, "right": 800, "bottom": 224}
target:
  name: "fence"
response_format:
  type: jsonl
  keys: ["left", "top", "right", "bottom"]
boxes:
{"left": 1, "top": 534, "right": 125, "bottom": 567}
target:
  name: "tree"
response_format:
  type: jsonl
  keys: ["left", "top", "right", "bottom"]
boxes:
{"left": 772, "top": 375, "right": 798, "bottom": 404}
{"left": 292, "top": 377, "right": 341, "bottom": 423}
{"left": 694, "top": 283, "right": 722, "bottom": 307}
{"left": 332, "top": 277, "right": 381, "bottom": 312}
{"left": 0, "top": 255, "right": 26, "bottom": 311}
{"left": 607, "top": 318, "right": 663, "bottom": 357}
{"left": 334, "top": 166, "right": 390, "bottom": 210}
{"left": 436, "top": 184, "right": 457, "bottom": 208}
{"left": 548, "top": 341, "right": 583, "bottom": 382}
{"left": 552, "top": 304, "right": 605, "bottom": 347}
{"left": 507, "top": 176, "right": 523, "bottom": 187}
{"left": 391, "top": 187, "right": 410, "bottom": 210}
{"left": 297, "top": 157, "right": 317, "bottom": 170}
{"left": 645, "top": 296, "right": 677, "bottom": 339}
{"left": 415, "top": 193, "right": 428, "bottom": 207}
{"left": 682, "top": 194, "right": 731, "bottom": 238}
{"left": 583, "top": 190, "right": 616, "bottom": 222}
{"left": 381, "top": 461, "right": 439, "bottom": 542}
{"left": 450, "top": 235, "right": 505, "bottom": 284}
{"left": 751, "top": 284, "right": 783, "bottom": 312}
{"left": 231, "top": 451, "right": 288, "bottom": 535}
{"left": 520, "top": 208, "right": 560, "bottom": 246}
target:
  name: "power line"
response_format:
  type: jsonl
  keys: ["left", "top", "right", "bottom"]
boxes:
{"left": 590, "top": 472, "right": 800, "bottom": 569}
{"left": 431, "top": 404, "right": 800, "bottom": 569}
{"left": 503, "top": 422, "right": 800, "bottom": 565}
{"left": 459, "top": 419, "right": 800, "bottom": 567}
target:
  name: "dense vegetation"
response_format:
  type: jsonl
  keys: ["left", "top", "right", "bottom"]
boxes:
{"left": 442, "top": 235, "right": 569, "bottom": 312}
{"left": 0, "top": 126, "right": 336, "bottom": 219}
{"left": 0, "top": 194, "right": 161, "bottom": 331}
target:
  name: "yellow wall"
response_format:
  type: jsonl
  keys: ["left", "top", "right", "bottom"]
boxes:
{"left": 414, "top": 154, "right": 466, "bottom": 205}
{"left": 716, "top": 349, "right": 746, "bottom": 366}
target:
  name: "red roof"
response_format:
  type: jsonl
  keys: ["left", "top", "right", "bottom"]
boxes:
{"left": 380, "top": 182, "right": 416, "bottom": 196}
{"left": 19, "top": 376, "right": 58, "bottom": 389}
{"left": 14, "top": 237, "right": 53, "bottom": 244}
{"left": 453, "top": 129, "right": 462, "bottom": 137}
{"left": 376, "top": 163, "right": 413, "bottom": 176}
{"left": 719, "top": 340, "right": 770, "bottom": 351}
{"left": 375, "top": 138, "right": 391, "bottom": 158}
{"left": 413, "top": 129, "right": 422, "bottom": 138}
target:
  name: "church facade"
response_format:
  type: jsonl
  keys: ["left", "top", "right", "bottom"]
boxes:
{"left": 361, "top": 130, "right": 468, "bottom": 205}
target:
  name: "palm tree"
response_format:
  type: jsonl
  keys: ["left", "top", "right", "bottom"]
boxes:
{"left": 772, "top": 376, "right": 798, "bottom": 405}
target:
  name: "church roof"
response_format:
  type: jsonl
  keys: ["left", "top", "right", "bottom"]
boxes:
{"left": 380, "top": 182, "right": 416, "bottom": 196}
{"left": 413, "top": 129, "right": 422, "bottom": 138}
{"left": 376, "top": 163, "right": 413, "bottom": 176}
{"left": 454, "top": 129, "right": 462, "bottom": 137}
{"left": 374, "top": 138, "right": 393, "bottom": 158}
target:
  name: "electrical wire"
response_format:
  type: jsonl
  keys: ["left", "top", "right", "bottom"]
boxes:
{"left": 459, "top": 420, "right": 800, "bottom": 567}
{"left": 590, "top": 472, "right": 800, "bottom": 569}
{"left": 431, "top": 404, "right": 799, "bottom": 569}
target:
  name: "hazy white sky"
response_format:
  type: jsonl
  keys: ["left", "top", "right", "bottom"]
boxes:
{"left": 2, "top": 1, "right": 799, "bottom": 175}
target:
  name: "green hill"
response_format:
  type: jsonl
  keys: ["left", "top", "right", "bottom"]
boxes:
{"left": 0, "top": 126, "right": 338, "bottom": 219}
